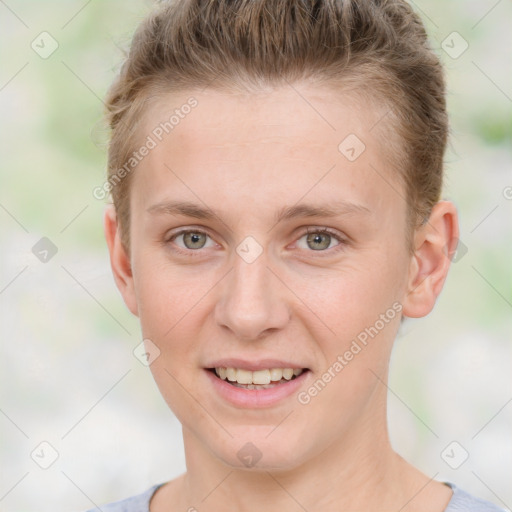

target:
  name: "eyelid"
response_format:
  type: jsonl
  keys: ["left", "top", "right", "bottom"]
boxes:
{"left": 166, "top": 226, "right": 213, "bottom": 242}
{"left": 304, "top": 226, "right": 343, "bottom": 238}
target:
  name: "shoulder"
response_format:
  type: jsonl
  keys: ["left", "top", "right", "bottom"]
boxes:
{"left": 444, "top": 482, "right": 506, "bottom": 512}
{"left": 84, "top": 484, "right": 163, "bottom": 512}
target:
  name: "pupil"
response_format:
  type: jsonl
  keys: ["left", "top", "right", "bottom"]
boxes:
{"left": 185, "top": 232, "right": 206, "bottom": 249}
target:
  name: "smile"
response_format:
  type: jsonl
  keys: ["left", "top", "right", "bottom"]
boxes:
{"left": 210, "top": 367, "right": 305, "bottom": 389}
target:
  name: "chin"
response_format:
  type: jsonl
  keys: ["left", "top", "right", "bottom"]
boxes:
{"left": 212, "top": 431, "right": 307, "bottom": 472}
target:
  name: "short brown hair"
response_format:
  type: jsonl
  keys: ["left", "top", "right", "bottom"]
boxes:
{"left": 105, "top": 0, "right": 447, "bottom": 251}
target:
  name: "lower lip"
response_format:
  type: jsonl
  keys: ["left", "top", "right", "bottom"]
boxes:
{"left": 204, "top": 369, "right": 310, "bottom": 408}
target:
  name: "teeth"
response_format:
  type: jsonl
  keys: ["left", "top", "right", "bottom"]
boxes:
{"left": 236, "top": 369, "right": 253, "bottom": 384}
{"left": 253, "top": 370, "right": 271, "bottom": 385}
{"left": 214, "top": 367, "right": 304, "bottom": 385}
{"left": 269, "top": 368, "right": 283, "bottom": 381}
{"left": 226, "top": 367, "right": 236, "bottom": 381}
{"left": 282, "top": 368, "right": 294, "bottom": 380}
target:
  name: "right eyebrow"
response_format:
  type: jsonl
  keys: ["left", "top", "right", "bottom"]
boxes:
{"left": 147, "top": 200, "right": 218, "bottom": 220}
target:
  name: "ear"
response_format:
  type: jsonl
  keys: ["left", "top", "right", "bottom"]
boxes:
{"left": 103, "top": 205, "right": 139, "bottom": 317}
{"left": 402, "top": 200, "right": 459, "bottom": 318}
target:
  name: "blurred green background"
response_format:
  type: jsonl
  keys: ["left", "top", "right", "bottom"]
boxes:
{"left": 1, "top": 1, "right": 511, "bottom": 510}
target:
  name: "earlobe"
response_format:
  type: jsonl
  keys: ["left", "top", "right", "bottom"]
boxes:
{"left": 402, "top": 201, "right": 459, "bottom": 318}
{"left": 103, "top": 205, "right": 139, "bottom": 317}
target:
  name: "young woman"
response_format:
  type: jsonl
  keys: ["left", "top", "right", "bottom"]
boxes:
{"left": 94, "top": 0, "right": 504, "bottom": 510}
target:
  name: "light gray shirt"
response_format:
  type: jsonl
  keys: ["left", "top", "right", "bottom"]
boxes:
{"left": 87, "top": 482, "right": 506, "bottom": 511}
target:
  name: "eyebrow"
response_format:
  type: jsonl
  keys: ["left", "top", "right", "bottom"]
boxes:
{"left": 147, "top": 200, "right": 218, "bottom": 219}
{"left": 146, "top": 200, "right": 371, "bottom": 223}
{"left": 275, "top": 202, "right": 371, "bottom": 222}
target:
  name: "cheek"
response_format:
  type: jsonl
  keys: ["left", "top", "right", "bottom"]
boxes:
{"left": 134, "top": 261, "right": 211, "bottom": 343}
{"left": 293, "top": 268, "right": 402, "bottom": 428}
{"left": 291, "top": 257, "right": 403, "bottom": 342}
{"left": 288, "top": 254, "right": 406, "bottom": 404}
{"left": 137, "top": 272, "right": 211, "bottom": 351}
{"left": 134, "top": 263, "right": 213, "bottom": 422}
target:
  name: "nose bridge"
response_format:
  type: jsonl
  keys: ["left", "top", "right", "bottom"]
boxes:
{"left": 215, "top": 249, "right": 289, "bottom": 340}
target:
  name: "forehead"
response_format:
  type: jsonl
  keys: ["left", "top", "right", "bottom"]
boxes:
{"left": 131, "top": 84, "right": 402, "bottom": 221}
{"left": 142, "top": 84, "right": 384, "bottom": 157}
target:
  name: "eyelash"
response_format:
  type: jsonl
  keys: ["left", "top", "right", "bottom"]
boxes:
{"left": 165, "top": 227, "right": 347, "bottom": 257}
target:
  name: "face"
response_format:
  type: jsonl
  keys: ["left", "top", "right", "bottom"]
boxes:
{"left": 114, "top": 84, "right": 418, "bottom": 471}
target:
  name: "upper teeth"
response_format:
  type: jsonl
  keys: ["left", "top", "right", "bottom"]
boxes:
{"left": 215, "top": 367, "right": 303, "bottom": 385}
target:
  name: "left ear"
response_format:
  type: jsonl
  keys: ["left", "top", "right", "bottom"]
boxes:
{"left": 402, "top": 200, "right": 459, "bottom": 318}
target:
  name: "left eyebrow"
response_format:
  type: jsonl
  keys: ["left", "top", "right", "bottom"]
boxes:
{"left": 274, "top": 202, "right": 372, "bottom": 224}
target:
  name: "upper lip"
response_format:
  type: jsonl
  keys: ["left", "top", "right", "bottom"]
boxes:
{"left": 206, "top": 358, "right": 309, "bottom": 371}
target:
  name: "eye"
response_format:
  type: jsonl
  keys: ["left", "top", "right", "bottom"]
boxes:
{"left": 296, "top": 228, "right": 344, "bottom": 252}
{"left": 168, "top": 230, "right": 216, "bottom": 251}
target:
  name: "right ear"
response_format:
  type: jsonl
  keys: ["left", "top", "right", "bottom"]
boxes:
{"left": 103, "top": 205, "right": 139, "bottom": 317}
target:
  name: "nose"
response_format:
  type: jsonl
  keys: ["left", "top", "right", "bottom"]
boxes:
{"left": 214, "top": 251, "right": 290, "bottom": 341}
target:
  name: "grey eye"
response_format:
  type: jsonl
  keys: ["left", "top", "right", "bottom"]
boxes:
{"left": 306, "top": 232, "right": 332, "bottom": 250}
{"left": 295, "top": 230, "right": 341, "bottom": 252}
{"left": 182, "top": 232, "right": 208, "bottom": 249}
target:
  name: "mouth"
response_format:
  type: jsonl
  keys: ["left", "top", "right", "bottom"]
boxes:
{"left": 206, "top": 367, "right": 310, "bottom": 390}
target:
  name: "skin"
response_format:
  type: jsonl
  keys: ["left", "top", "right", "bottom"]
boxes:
{"left": 104, "top": 84, "right": 458, "bottom": 511}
